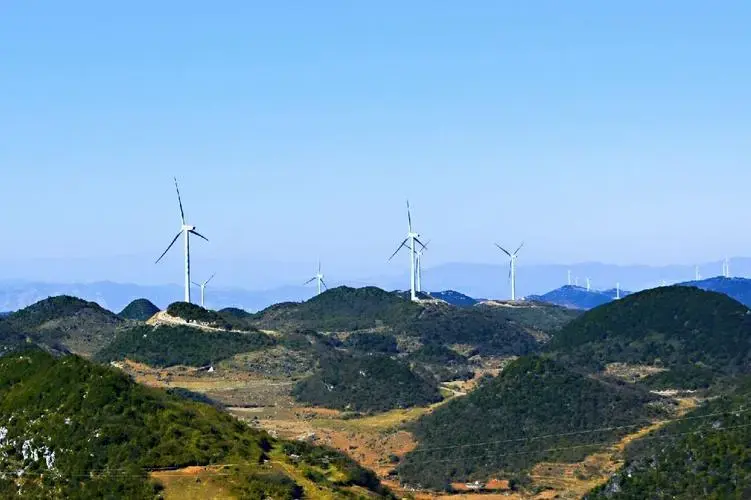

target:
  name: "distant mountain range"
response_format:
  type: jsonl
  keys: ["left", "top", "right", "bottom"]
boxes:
{"left": 527, "top": 285, "right": 632, "bottom": 310}
{"left": 2, "top": 257, "right": 750, "bottom": 313}
{"left": 528, "top": 276, "right": 751, "bottom": 311}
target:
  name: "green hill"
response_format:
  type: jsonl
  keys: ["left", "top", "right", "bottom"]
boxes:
{"left": 0, "top": 296, "right": 123, "bottom": 356}
{"left": 252, "top": 286, "right": 422, "bottom": 332}
{"left": 118, "top": 298, "right": 160, "bottom": 321}
{"left": 398, "top": 356, "right": 666, "bottom": 490}
{"left": 292, "top": 352, "right": 442, "bottom": 412}
{"left": 0, "top": 350, "right": 390, "bottom": 498}
{"left": 251, "top": 287, "right": 574, "bottom": 356}
{"left": 587, "top": 378, "right": 751, "bottom": 499}
{"left": 548, "top": 286, "right": 751, "bottom": 377}
{"left": 95, "top": 324, "right": 274, "bottom": 367}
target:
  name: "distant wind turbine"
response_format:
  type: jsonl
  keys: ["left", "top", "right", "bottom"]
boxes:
{"left": 586, "top": 277, "right": 591, "bottom": 292}
{"left": 616, "top": 282, "right": 621, "bottom": 299}
{"left": 191, "top": 273, "right": 215, "bottom": 308}
{"left": 567, "top": 269, "right": 572, "bottom": 286}
{"left": 575, "top": 276, "right": 580, "bottom": 287}
{"left": 304, "top": 261, "right": 327, "bottom": 296}
{"left": 723, "top": 257, "right": 731, "bottom": 278}
{"left": 155, "top": 178, "right": 209, "bottom": 303}
{"left": 695, "top": 265, "right": 701, "bottom": 281}
{"left": 388, "top": 201, "right": 426, "bottom": 302}
{"left": 415, "top": 240, "right": 431, "bottom": 293}
{"left": 495, "top": 242, "right": 524, "bottom": 301}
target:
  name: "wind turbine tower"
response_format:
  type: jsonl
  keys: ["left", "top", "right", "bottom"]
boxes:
{"left": 616, "top": 282, "right": 621, "bottom": 299}
{"left": 586, "top": 277, "right": 591, "bottom": 292}
{"left": 389, "top": 201, "right": 426, "bottom": 301}
{"left": 723, "top": 257, "right": 731, "bottom": 278}
{"left": 495, "top": 242, "right": 524, "bottom": 301}
{"left": 695, "top": 265, "right": 701, "bottom": 281}
{"left": 192, "top": 273, "right": 215, "bottom": 308}
{"left": 567, "top": 269, "right": 572, "bottom": 286}
{"left": 304, "top": 261, "right": 327, "bottom": 295}
{"left": 415, "top": 240, "right": 431, "bottom": 293}
{"left": 156, "top": 178, "right": 209, "bottom": 303}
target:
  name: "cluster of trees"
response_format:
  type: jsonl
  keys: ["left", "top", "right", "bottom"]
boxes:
{"left": 118, "top": 298, "right": 160, "bottom": 321}
{"left": 95, "top": 324, "right": 273, "bottom": 367}
{"left": 166, "top": 302, "right": 236, "bottom": 330}
{"left": 292, "top": 352, "right": 442, "bottom": 412}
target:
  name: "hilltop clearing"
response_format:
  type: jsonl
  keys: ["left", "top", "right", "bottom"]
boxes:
{"left": 0, "top": 350, "right": 392, "bottom": 499}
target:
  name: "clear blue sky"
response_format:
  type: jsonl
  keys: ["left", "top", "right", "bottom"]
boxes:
{"left": 1, "top": 1, "right": 750, "bottom": 286}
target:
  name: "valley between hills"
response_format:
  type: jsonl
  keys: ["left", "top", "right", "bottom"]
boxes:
{"left": 1, "top": 285, "right": 751, "bottom": 498}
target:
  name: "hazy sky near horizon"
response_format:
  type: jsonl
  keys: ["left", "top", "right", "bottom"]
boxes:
{"left": 2, "top": 2, "right": 751, "bottom": 286}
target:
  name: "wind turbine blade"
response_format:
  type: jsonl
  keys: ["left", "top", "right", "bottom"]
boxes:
{"left": 155, "top": 231, "right": 182, "bottom": 264}
{"left": 206, "top": 273, "right": 216, "bottom": 285}
{"left": 495, "top": 243, "right": 511, "bottom": 257}
{"left": 423, "top": 239, "right": 431, "bottom": 250}
{"left": 388, "top": 238, "right": 409, "bottom": 261}
{"left": 174, "top": 177, "right": 185, "bottom": 224}
{"left": 414, "top": 237, "right": 427, "bottom": 250}
{"left": 189, "top": 230, "right": 209, "bottom": 242}
{"left": 318, "top": 260, "right": 321, "bottom": 274}
{"left": 321, "top": 279, "right": 328, "bottom": 290}
{"left": 514, "top": 241, "right": 525, "bottom": 255}
{"left": 406, "top": 200, "right": 412, "bottom": 232}
{"left": 191, "top": 282, "right": 200, "bottom": 287}
{"left": 303, "top": 277, "right": 316, "bottom": 285}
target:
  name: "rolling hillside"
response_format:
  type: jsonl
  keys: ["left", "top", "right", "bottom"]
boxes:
{"left": 0, "top": 295, "right": 123, "bottom": 356}
{"left": 118, "top": 298, "right": 160, "bottom": 321}
{"left": 398, "top": 356, "right": 666, "bottom": 490}
{"left": 547, "top": 286, "right": 751, "bottom": 376}
{"left": 95, "top": 324, "right": 274, "bottom": 368}
{"left": 252, "top": 286, "right": 576, "bottom": 356}
{"left": 0, "top": 350, "right": 391, "bottom": 498}
{"left": 587, "top": 378, "right": 751, "bottom": 499}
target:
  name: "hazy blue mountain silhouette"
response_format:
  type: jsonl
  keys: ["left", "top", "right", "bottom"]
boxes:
{"left": 678, "top": 276, "right": 751, "bottom": 308}
{"left": 527, "top": 285, "right": 627, "bottom": 310}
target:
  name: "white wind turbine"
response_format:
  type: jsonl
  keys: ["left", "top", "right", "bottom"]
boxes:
{"left": 192, "top": 273, "right": 215, "bottom": 308}
{"left": 495, "top": 242, "right": 523, "bottom": 301}
{"left": 304, "top": 261, "right": 327, "bottom": 296}
{"left": 723, "top": 257, "right": 731, "bottom": 278}
{"left": 155, "top": 178, "right": 209, "bottom": 304}
{"left": 586, "top": 277, "right": 591, "bottom": 292}
{"left": 695, "top": 265, "right": 701, "bottom": 281}
{"left": 389, "top": 201, "right": 426, "bottom": 302}
{"left": 415, "top": 240, "right": 431, "bottom": 293}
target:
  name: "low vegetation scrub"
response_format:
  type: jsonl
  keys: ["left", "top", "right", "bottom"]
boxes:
{"left": 95, "top": 324, "right": 273, "bottom": 367}
{"left": 343, "top": 332, "right": 399, "bottom": 353}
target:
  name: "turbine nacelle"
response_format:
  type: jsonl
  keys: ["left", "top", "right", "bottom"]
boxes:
{"left": 182, "top": 224, "right": 195, "bottom": 232}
